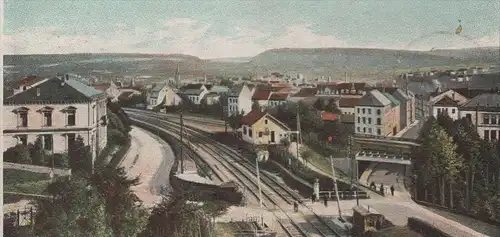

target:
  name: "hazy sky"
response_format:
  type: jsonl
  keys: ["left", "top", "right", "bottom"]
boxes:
{"left": 3, "top": 0, "right": 500, "bottom": 58}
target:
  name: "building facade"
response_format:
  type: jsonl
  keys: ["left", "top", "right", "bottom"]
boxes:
{"left": 459, "top": 93, "right": 500, "bottom": 140}
{"left": 3, "top": 76, "right": 108, "bottom": 163}
{"left": 239, "top": 110, "right": 291, "bottom": 145}
{"left": 355, "top": 89, "right": 400, "bottom": 136}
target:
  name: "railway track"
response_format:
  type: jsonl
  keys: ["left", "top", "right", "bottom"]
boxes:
{"left": 126, "top": 109, "right": 346, "bottom": 237}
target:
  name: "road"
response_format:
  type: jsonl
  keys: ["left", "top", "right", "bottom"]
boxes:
{"left": 120, "top": 126, "right": 175, "bottom": 208}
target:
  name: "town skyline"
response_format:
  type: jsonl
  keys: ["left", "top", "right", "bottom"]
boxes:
{"left": 4, "top": 0, "right": 500, "bottom": 58}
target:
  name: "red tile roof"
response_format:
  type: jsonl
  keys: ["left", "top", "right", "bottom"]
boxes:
{"left": 240, "top": 110, "right": 266, "bottom": 126}
{"left": 339, "top": 97, "right": 361, "bottom": 108}
{"left": 293, "top": 88, "right": 318, "bottom": 97}
{"left": 15, "top": 75, "right": 44, "bottom": 87}
{"left": 252, "top": 90, "right": 272, "bottom": 100}
{"left": 321, "top": 112, "right": 338, "bottom": 121}
{"left": 92, "top": 83, "right": 111, "bottom": 91}
{"left": 269, "top": 92, "right": 289, "bottom": 101}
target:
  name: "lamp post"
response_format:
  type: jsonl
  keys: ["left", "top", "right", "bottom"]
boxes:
{"left": 256, "top": 150, "right": 263, "bottom": 208}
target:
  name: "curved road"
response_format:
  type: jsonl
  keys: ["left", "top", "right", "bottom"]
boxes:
{"left": 120, "top": 126, "right": 176, "bottom": 208}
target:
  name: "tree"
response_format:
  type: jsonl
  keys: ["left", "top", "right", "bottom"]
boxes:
{"left": 4, "top": 144, "right": 31, "bottom": 164}
{"left": 108, "top": 128, "right": 128, "bottom": 146}
{"left": 436, "top": 112, "right": 455, "bottom": 136}
{"left": 68, "top": 136, "right": 93, "bottom": 175}
{"left": 251, "top": 101, "right": 261, "bottom": 112}
{"left": 313, "top": 98, "right": 326, "bottom": 111}
{"left": 92, "top": 167, "right": 148, "bottom": 237}
{"left": 228, "top": 112, "right": 244, "bottom": 131}
{"left": 30, "top": 136, "right": 46, "bottom": 165}
{"left": 107, "top": 109, "right": 126, "bottom": 133}
{"left": 32, "top": 176, "right": 113, "bottom": 237}
{"left": 325, "top": 98, "right": 341, "bottom": 114}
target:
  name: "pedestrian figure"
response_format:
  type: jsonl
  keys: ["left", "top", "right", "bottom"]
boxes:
{"left": 370, "top": 181, "right": 376, "bottom": 190}
{"left": 312, "top": 193, "right": 316, "bottom": 203}
{"left": 390, "top": 185, "right": 395, "bottom": 196}
{"left": 323, "top": 195, "right": 328, "bottom": 207}
{"left": 380, "top": 183, "right": 385, "bottom": 194}
{"left": 293, "top": 201, "right": 298, "bottom": 212}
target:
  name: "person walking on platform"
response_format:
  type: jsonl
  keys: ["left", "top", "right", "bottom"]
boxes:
{"left": 323, "top": 195, "right": 328, "bottom": 207}
{"left": 312, "top": 193, "right": 316, "bottom": 203}
{"left": 390, "top": 185, "right": 395, "bottom": 196}
{"left": 293, "top": 201, "right": 298, "bottom": 212}
{"left": 380, "top": 183, "right": 385, "bottom": 194}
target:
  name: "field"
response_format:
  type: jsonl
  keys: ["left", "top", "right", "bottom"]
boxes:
{"left": 4, "top": 169, "right": 51, "bottom": 195}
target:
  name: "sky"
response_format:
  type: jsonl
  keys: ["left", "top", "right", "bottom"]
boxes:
{"left": 3, "top": 0, "right": 500, "bottom": 59}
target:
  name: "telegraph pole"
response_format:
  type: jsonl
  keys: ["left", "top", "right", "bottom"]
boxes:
{"left": 180, "top": 104, "right": 184, "bottom": 174}
{"left": 256, "top": 152, "right": 263, "bottom": 208}
{"left": 330, "top": 156, "right": 343, "bottom": 221}
{"left": 296, "top": 103, "right": 301, "bottom": 160}
{"left": 348, "top": 135, "right": 359, "bottom": 206}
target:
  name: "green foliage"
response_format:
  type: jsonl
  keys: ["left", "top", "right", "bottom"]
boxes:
{"left": 3, "top": 144, "right": 31, "bottom": 164}
{"left": 107, "top": 109, "right": 126, "bottom": 133}
{"left": 33, "top": 176, "right": 114, "bottom": 237}
{"left": 68, "top": 136, "right": 93, "bottom": 175}
{"left": 108, "top": 128, "right": 128, "bottom": 146}
{"left": 228, "top": 112, "right": 244, "bottom": 131}
{"left": 30, "top": 137, "right": 46, "bottom": 165}
{"left": 92, "top": 167, "right": 148, "bottom": 237}
{"left": 47, "top": 153, "right": 69, "bottom": 168}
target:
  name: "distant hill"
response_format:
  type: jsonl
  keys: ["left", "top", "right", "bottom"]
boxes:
{"left": 3, "top": 47, "right": 498, "bottom": 83}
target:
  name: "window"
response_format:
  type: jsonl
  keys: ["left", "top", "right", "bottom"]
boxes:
{"left": 466, "top": 114, "right": 472, "bottom": 122}
{"left": 43, "top": 134, "right": 53, "bottom": 150}
{"left": 243, "top": 127, "right": 247, "bottom": 135}
{"left": 67, "top": 111, "right": 76, "bottom": 126}
{"left": 362, "top": 108, "right": 366, "bottom": 114}
{"left": 265, "top": 119, "right": 268, "bottom": 124}
{"left": 491, "top": 130, "right": 497, "bottom": 140}
{"left": 377, "top": 118, "right": 381, "bottom": 125}
{"left": 249, "top": 129, "right": 253, "bottom": 137}
{"left": 43, "top": 111, "right": 52, "bottom": 126}
{"left": 492, "top": 116, "right": 498, "bottom": 125}
{"left": 377, "top": 129, "right": 381, "bottom": 135}
{"left": 363, "top": 127, "right": 366, "bottom": 133}
{"left": 362, "top": 117, "right": 366, "bottom": 124}
{"left": 18, "top": 135, "right": 27, "bottom": 145}
{"left": 368, "top": 109, "right": 372, "bottom": 114}
{"left": 437, "top": 108, "right": 441, "bottom": 114}
{"left": 19, "top": 111, "right": 28, "bottom": 127}
{"left": 368, "top": 118, "right": 372, "bottom": 124}
{"left": 67, "top": 133, "right": 76, "bottom": 149}
{"left": 484, "top": 130, "right": 490, "bottom": 140}
{"left": 483, "top": 115, "right": 490, "bottom": 124}
{"left": 452, "top": 109, "right": 456, "bottom": 114}
{"left": 357, "top": 117, "right": 360, "bottom": 123}
{"left": 377, "top": 109, "right": 381, "bottom": 115}
{"left": 357, "top": 108, "right": 360, "bottom": 113}
{"left": 259, "top": 132, "right": 263, "bottom": 137}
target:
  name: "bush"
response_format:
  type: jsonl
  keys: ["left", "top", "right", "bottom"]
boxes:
{"left": 108, "top": 129, "right": 128, "bottom": 145}
{"left": 4, "top": 144, "right": 31, "bottom": 164}
{"left": 46, "top": 153, "right": 69, "bottom": 168}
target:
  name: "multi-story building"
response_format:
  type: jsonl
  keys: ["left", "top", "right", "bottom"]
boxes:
{"left": 177, "top": 84, "right": 210, "bottom": 105}
{"left": 459, "top": 93, "right": 500, "bottom": 140}
{"left": 267, "top": 92, "right": 289, "bottom": 107}
{"left": 92, "top": 81, "right": 120, "bottom": 101}
{"left": 369, "top": 87, "right": 416, "bottom": 130}
{"left": 227, "top": 84, "right": 255, "bottom": 116}
{"left": 428, "top": 88, "right": 469, "bottom": 119}
{"left": 316, "top": 82, "right": 367, "bottom": 97}
{"left": 3, "top": 75, "right": 108, "bottom": 163}
{"left": 355, "top": 89, "right": 400, "bottom": 136}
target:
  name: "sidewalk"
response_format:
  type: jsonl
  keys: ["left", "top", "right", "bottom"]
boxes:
{"left": 120, "top": 126, "right": 174, "bottom": 208}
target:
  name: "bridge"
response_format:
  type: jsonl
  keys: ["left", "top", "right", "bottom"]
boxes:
{"left": 353, "top": 135, "right": 420, "bottom": 165}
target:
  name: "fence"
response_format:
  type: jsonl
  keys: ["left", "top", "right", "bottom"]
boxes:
{"left": 4, "top": 206, "right": 35, "bottom": 228}
{"left": 319, "top": 190, "right": 370, "bottom": 200}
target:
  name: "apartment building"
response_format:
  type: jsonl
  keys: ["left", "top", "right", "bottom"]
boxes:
{"left": 355, "top": 89, "right": 400, "bottom": 136}
{"left": 227, "top": 84, "right": 255, "bottom": 116}
{"left": 459, "top": 93, "right": 500, "bottom": 140}
{"left": 3, "top": 75, "right": 108, "bottom": 163}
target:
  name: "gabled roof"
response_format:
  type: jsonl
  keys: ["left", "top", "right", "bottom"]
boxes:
{"left": 383, "top": 93, "right": 400, "bottom": 107}
{"left": 228, "top": 85, "right": 244, "bottom": 96}
{"left": 204, "top": 84, "right": 213, "bottom": 90}
{"left": 14, "top": 75, "right": 45, "bottom": 87}
{"left": 292, "top": 87, "right": 319, "bottom": 97}
{"left": 181, "top": 83, "right": 204, "bottom": 90}
{"left": 4, "top": 77, "right": 105, "bottom": 104}
{"left": 434, "top": 96, "right": 459, "bottom": 107}
{"left": 240, "top": 110, "right": 291, "bottom": 130}
{"left": 358, "top": 90, "right": 391, "bottom": 107}
{"left": 92, "top": 83, "right": 111, "bottom": 91}
{"left": 339, "top": 97, "right": 361, "bottom": 108}
{"left": 269, "top": 92, "right": 289, "bottom": 101}
{"left": 461, "top": 93, "right": 500, "bottom": 111}
{"left": 240, "top": 110, "right": 266, "bottom": 126}
{"left": 252, "top": 90, "right": 272, "bottom": 101}
{"left": 179, "top": 89, "right": 203, "bottom": 95}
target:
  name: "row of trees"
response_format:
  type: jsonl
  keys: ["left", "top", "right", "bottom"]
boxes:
{"left": 412, "top": 113, "right": 500, "bottom": 223}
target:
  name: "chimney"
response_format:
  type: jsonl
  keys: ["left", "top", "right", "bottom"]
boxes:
{"left": 452, "top": 92, "right": 455, "bottom": 101}
{"left": 36, "top": 87, "right": 40, "bottom": 96}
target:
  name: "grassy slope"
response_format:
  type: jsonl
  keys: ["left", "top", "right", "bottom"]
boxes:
{"left": 3, "top": 169, "right": 51, "bottom": 195}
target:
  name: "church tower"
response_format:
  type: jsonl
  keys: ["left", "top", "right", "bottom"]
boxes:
{"left": 175, "top": 63, "right": 181, "bottom": 88}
